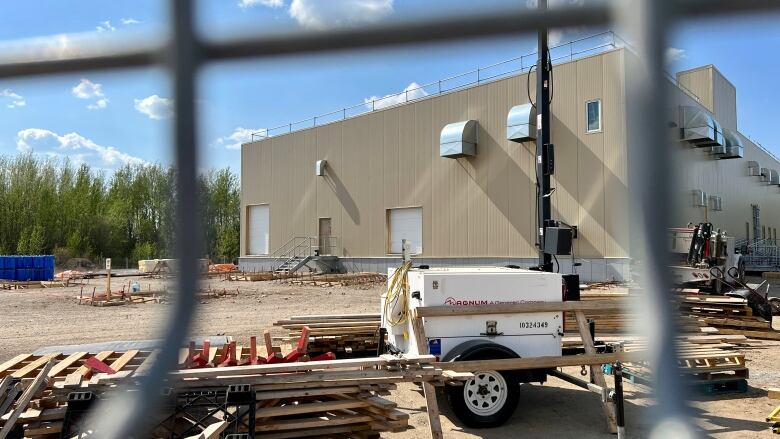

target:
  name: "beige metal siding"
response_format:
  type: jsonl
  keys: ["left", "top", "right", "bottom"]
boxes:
{"left": 677, "top": 66, "right": 714, "bottom": 112}
{"left": 240, "top": 49, "right": 632, "bottom": 259}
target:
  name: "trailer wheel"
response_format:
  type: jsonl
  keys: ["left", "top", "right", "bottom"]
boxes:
{"left": 443, "top": 340, "right": 520, "bottom": 428}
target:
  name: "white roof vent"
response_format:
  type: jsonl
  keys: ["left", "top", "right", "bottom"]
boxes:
{"left": 771, "top": 169, "right": 780, "bottom": 185}
{"left": 507, "top": 103, "right": 536, "bottom": 142}
{"left": 680, "top": 106, "right": 723, "bottom": 147}
{"left": 440, "top": 120, "right": 478, "bottom": 158}
{"left": 760, "top": 167, "right": 771, "bottom": 182}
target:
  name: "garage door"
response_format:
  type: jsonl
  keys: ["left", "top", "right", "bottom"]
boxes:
{"left": 247, "top": 204, "right": 269, "bottom": 255}
{"left": 388, "top": 207, "right": 422, "bottom": 254}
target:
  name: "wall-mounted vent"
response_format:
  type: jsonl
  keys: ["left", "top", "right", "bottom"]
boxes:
{"left": 506, "top": 103, "right": 536, "bottom": 142}
{"left": 760, "top": 167, "right": 771, "bottom": 182}
{"left": 718, "top": 129, "right": 744, "bottom": 160}
{"left": 315, "top": 159, "right": 327, "bottom": 176}
{"left": 771, "top": 169, "right": 780, "bottom": 185}
{"left": 709, "top": 195, "right": 722, "bottom": 211}
{"left": 693, "top": 189, "right": 707, "bottom": 207}
{"left": 711, "top": 144, "right": 726, "bottom": 156}
{"left": 440, "top": 120, "right": 478, "bottom": 158}
{"left": 680, "top": 106, "right": 723, "bottom": 147}
{"left": 747, "top": 161, "right": 761, "bottom": 176}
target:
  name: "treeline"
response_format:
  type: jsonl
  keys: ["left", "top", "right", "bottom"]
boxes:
{"left": 0, "top": 154, "right": 240, "bottom": 264}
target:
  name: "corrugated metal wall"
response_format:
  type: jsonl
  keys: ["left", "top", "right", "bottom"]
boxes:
{"left": 241, "top": 49, "right": 630, "bottom": 259}
{"left": 669, "top": 69, "right": 780, "bottom": 240}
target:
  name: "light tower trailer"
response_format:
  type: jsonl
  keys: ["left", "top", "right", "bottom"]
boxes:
{"left": 380, "top": 265, "right": 627, "bottom": 431}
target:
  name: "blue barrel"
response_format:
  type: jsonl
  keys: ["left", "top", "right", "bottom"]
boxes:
{"left": 46, "top": 256, "right": 55, "bottom": 270}
{"left": 33, "top": 256, "right": 43, "bottom": 268}
{"left": 0, "top": 256, "right": 6, "bottom": 269}
{"left": 23, "top": 257, "right": 33, "bottom": 269}
{"left": 44, "top": 267, "right": 54, "bottom": 280}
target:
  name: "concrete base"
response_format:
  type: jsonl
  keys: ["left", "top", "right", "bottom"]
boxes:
{"left": 238, "top": 256, "right": 630, "bottom": 282}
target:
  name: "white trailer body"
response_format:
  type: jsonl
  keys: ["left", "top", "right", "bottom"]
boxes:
{"left": 382, "top": 266, "right": 563, "bottom": 361}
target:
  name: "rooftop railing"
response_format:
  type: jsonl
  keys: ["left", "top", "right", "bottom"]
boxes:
{"left": 251, "top": 31, "right": 626, "bottom": 141}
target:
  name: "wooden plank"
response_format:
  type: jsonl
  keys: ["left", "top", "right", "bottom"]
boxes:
{"left": 170, "top": 356, "right": 434, "bottom": 380}
{"left": 575, "top": 311, "right": 617, "bottom": 433}
{"left": 183, "top": 420, "right": 227, "bottom": 439}
{"left": 416, "top": 298, "right": 631, "bottom": 317}
{"left": 768, "top": 388, "right": 780, "bottom": 400}
{"left": 0, "top": 355, "right": 32, "bottom": 376}
{"left": 255, "top": 414, "right": 374, "bottom": 432}
{"left": 410, "top": 311, "right": 442, "bottom": 439}
{"left": 74, "top": 351, "right": 112, "bottom": 377}
{"left": 0, "top": 384, "right": 20, "bottom": 417}
{"left": 437, "top": 350, "right": 645, "bottom": 372}
{"left": 108, "top": 350, "right": 140, "bottom": 372}
{"left": 256, "top": 424, "right": 370, "bottom": 439}
{"left": 254, "top": 400, "right": 369, "bottom": 419}
{"left": 11, "top": 353, "right": 59, "bottom": 379}
{"left": 47, "top": 352, "right": 88, "bottom": 378}
{"left": 255, "top": 385, "right": 363, "bottom": 400}
{"left": 0, "top": 360, "right": 55, "bottom": 439}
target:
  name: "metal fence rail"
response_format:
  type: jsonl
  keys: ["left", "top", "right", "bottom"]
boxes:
{"left": 0, "top": 0, "right": 778, "bottom": 437}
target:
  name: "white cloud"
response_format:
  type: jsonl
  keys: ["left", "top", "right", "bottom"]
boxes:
{"left": 72, "top": 78, "right": 104, "bottom": 99}
{"left": 87, "top": 98, "right": 109, "bottom": 110}
{"left": 289, "top": 0, "right": 393, "bottom": 30}
{"left": 0, "top": 89, "right": 26, "bottom": 108}
{"left": 16, "top": 128, "right": 146, "bottom": 168}
{"left": 120, "top": 18, "right": 140, "bottom": 25}
{"left": 71, "top": 78, "right": 108, "bottom": 110}
{"left": 134, "top": 95, "right": 173, "bottom": 120}
{"left": 364, "top": 82, "right": 428, "bottom": 110}
{"left": 665, "top": 47, "right": 686, "bottom": 63}
{"left": 216, "top": 127, "right": 268, "bottom": 150}
{"left": 239, "top": 0, "right": 284, "bottom": 8}
{"left": 96, "top": 20, "right": 116, "bottom": 33}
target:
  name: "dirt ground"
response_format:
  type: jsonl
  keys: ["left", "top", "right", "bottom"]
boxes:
{"left": 1, "top": 275, "right": 779, "bottom": 438}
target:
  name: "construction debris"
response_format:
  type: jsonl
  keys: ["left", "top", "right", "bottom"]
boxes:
{"left": 274, "top": 314, "right": 381, "bottom": 358}
{"left": 0, "top": 343, "right": 453, "bottom": 438}
{"left": 679, "top": 295, "right": 780, "bottom": 341}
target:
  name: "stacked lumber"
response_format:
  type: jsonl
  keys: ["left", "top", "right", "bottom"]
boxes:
{"left": 679, "top": 296, "right": 780, "bottom": 340}
{"left": 274, "top": 314, "right": 381, "bottom": 358}
{"left": 619, "top": 333, "right": 751, "bottom": 393}
{"left": 282, "top": 272, "right": 387, "bottom": 288}
{"left": 1, "top": 350, "right": 448, "bottom": 438}
{"left": 0, "top": 350, "right": 157, "bottom": 437}
{"left": 563, "top": 289, "right": 638, "bottom": 335}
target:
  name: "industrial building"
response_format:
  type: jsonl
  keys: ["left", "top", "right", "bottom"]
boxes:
{"left": 239, "top": 39, "right": 780, "bottom": 281}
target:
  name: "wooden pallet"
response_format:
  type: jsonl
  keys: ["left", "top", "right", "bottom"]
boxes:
{"left": 678, "top": 296, "right": 780, "bottom": 340}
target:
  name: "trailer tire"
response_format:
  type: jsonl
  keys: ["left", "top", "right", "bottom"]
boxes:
{"left": 443, "top": 340, "right": 520, "bottom": 428}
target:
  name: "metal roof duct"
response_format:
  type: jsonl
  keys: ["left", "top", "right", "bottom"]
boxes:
{"left": 709, "top": 195, "right": 722, "bottom": 211}
{"left": 760, "top": 167, "right": 771, "bottom": 182}
{"left": 718, "top": 129, "right": 744, "bottom": 160}
{"left": 440, "top": 120, "right": 477, "bottom": 158}
{"left": 771, "top": 169, "right": 780, "bottom": 185}
{"left": 747, "top": 161, "right": 761, "bottom": 176}
{"left": 680, "top": 105, "right": 723, "bottom": 147}
{"left": 506, "top": 103, "right": 536, "bottom": 142}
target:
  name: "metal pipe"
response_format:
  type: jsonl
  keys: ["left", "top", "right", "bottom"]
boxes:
{"left": 613, "top": 363, "right": 626, "bottom": 439}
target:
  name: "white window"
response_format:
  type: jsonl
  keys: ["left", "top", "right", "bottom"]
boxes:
{"left": 388, "top": 207, "right": 423, "bottom": 255}
{"left": 586, "top": 99, "right": 601, "bottom": 133}
{"left": 247, "top": 204, "right": 269, "bottom": 255}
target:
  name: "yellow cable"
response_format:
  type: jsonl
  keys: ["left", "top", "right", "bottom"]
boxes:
{"left": 384, "top": 261, "right": 412, "bottom": 326}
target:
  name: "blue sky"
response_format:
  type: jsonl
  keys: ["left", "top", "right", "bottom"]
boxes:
{"left": 0, "top": 0, "right": 778, "bottom": 173}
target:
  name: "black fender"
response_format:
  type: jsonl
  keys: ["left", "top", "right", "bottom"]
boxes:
{"left": 442, "top": 339, "right": 545, "bottom": 383}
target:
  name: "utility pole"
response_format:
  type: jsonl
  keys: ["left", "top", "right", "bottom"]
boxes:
{"left": 536, "top": 0, "right": 554, "bottom": 272}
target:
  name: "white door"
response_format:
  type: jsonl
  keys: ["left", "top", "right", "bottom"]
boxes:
{"left": 247, "top": 204, "right": 269, "bottom": 255}
{"left": 389, "top": 207, "right": 422, "bottom": 254}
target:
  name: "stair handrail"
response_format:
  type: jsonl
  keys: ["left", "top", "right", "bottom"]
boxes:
{"left": 271, "top": 236, "right": 318, "bottom": 271}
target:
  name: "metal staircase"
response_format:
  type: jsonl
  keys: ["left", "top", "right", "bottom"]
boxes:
{"left": 269, "top": 236, "right": 339, "bottom": 274}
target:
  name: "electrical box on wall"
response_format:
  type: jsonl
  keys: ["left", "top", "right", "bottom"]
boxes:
{"left": 544, "top": 227, "right": 573, "bottom": 255}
